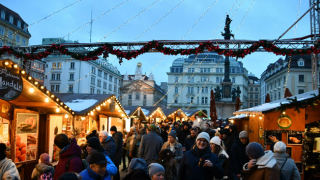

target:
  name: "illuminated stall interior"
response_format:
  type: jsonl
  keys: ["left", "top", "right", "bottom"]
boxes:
{"left": 147, "top": 107, "right": 166, "bottom": 123}
{"left": 123, "top": 106, "right": 147, "bottom": 123}
{"left": 228, "top": 114, "right": 249, "bottom": 132}
{"left": 182, "top": 109, "right": 208, "bottom": 121}
{"left": 162, "top": 108, "right": 188, "bottom": 121}
{"left": 0, "top": 59, "right": 74, "bottom": 179}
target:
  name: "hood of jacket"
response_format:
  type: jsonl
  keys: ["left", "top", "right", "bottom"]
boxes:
{"left": 128, "top": 158, "right": 148, "bottom": 174}
{"left": 273, "top": 152, "right": 290, "bottom": 160}
{"left": 59, "top": 138, "right": 81, "bottom": 159}
{"left": 256, "top": 150, "right": 277, "bottom": 169}
{"left": 103, "top": 136, "right": 115, "bottom": 144}
{"left": 36, "top": 163, "right": 54, "bottom": 173}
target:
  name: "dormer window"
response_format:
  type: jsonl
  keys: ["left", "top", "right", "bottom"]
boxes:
{"left": 17, "top": 20, "right": 21, "bottom": 28}
{"left": 24, "top": 24, "right": 28, "bottom": 31}
{"left": 9, "top": 16, "right": 13, "bottom": 24}
{"left": 1, "top": 11, "right": 5, "bottom": 19}
{"left": 298, "top": 58, "right": 305, "bottom": 67}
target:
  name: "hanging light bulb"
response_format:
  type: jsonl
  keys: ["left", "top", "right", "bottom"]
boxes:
{"left": 253, "top": 114, "right": 256, "bottom": 117}
{"left": 40, "top": 86, "right": 44, "bottom": 89}
{"left": 21, "top": 70, "right": 25, "bottom": 74}
{"left": 4, "top": 62, "right": 9, "bottom": 66}
{"left": 13, "top": 64, "right": 18, "bottom": 68}
{"left": 34, "top": 81, "right": 38, "bottom": 85}
{"left": 259, "top": 116, "right": 262, "bottom": 120}
{"left": 45, "top": 98, "right": 49, "bottom": 102}
{"left": 96, "top": 106, "right": 100, "bottom": 110}
{"left": 56, "top": 107, "right": 60, "bottom": 112}
{"left": 91, "top": 111, "right": 93, "bottom": 115}
{"left": 28, "top": 76, "right": 32, "bottom": 80}
{"left": 282, "top": 111, "right": 286, "bottom": 115}
{"left": 29, "top": 87, "right": 34, "bottom": 93}
{"left": 65, "top": 114, "right": 68, "bottom": 118}
{"left": 81, "top": 116, "right": 85, "bottom": 120}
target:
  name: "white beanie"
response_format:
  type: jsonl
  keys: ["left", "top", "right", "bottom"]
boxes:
{"left": 196, "top": 132, "right": 210, "bottom": 143}
{"left": 239, "top": 131, "right": 249, "bottom": 139}
{"left": 210, "top": 136, "right": 222, "bottom": 146}
{"left": 274, "top": 141, "right": 286, "bottom": 153}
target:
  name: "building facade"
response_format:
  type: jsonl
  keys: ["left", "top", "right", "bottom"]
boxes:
{"left": 166, "top": 52, "right": 249, "bottom": 117}
{"left": 0, "top": 4, "right": 31, "bottom": 66}
{"left": 260, "top": 55, "right": 313, "bottom": 103}
{"left": 120, "top": 62, "right": 167, "bottom": 108}
{"left": 42, "top": 39, "right": 122, "bottom": 98}
{"left": 247, "top": 73, "right": 260, "bottom": 108}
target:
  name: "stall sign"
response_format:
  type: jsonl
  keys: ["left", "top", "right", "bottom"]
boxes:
{"left": 0, "top": 67, "right": 23, "bottom": 100}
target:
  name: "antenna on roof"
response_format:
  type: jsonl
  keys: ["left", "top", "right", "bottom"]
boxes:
{"left": 90, "top": 7, "right": 93, "bottom": 43}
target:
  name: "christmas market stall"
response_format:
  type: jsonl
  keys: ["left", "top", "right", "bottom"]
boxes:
{"left": 162, "top": 108, "right": 188, "bottom": 122}
{"left": 182, "top": 109, "right": 208, "bottom": 121}
{"left": 233, "top": 89, "right": 320, "bottom": 179}
{"left": 54, "top": 93, "right": 128, "bottom": 150}
{"left": 228, "top": 114, "right": 249, "bottom": 132}
{"left": 123, "top": 106, "right": 147, "bottom": 131}
{"left": 140, "top": 106, "right": 166, "bottom": 123}
{"left": 0, "top": 59, "right": 75, "bottom": 180}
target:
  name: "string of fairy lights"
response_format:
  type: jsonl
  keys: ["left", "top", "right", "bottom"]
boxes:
{"left": 293, "top": 0, "right": 302, "bottom": 37}
{"left": 54, "top": 0, "right": 132, "bottom": 44}
{"left": 1, "top": 0, "right": 83, "bottom": 42}
{"left": 180, "top": 0, "right": 219, "bottom": 40}
{"left": 133, "top": 0, "right": 185, "bottom": 42}
{"left": 98, "top": 0, "right": 162, "bottom": 42}
{"left": 283, "top": 56, "right": 292, "bottom": 98}
{"left": 186, "top": 56, "right": 223, "bottom": 110}
{"left": 235, "top": 0, "right": 255, "bottom": 35}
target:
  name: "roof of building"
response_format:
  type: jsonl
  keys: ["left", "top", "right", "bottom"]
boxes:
{"left": 139, "top": 106, "right": 159, "bottom": 116}
{"left": 122, "top": 75, "right": 149, "bottom": 81}
{"left": 182, "top": 109, "right": 208, "bottom": 117}
{"left": 0, "top": 4, "right": 31, "bottom": 36}
{"left": 162, "top": 108, "right": 180, "bottom": 116}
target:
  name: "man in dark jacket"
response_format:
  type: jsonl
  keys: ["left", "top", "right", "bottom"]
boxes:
{"left": 225, "top": 125, "right": 239, "bottom": 154}
{"left": 54, "top": 134, "right": 83, "bottom": 180}
{"left": 110, "top": 126, "right": 123, "bottom": 180}
{"left": 174, "top": 122, "right": 181, "bottom": 135}
{"left": 177, "top": 121, "right": 191, "bottom": 146}
{"left": 178, "top": 132, "right": 224, "bottom": 180}
{"left": 183, "top": 128, "right": 198, "bottom": 152}
{"left": 99, "top": 131, "right": 116, "bottom": 161}
{"left": 230, "top": 131, "right": 250, "bottom": 180}
{"left": 123, "top": 158, "right": 151, "bottom": 180}
{"left": 139, "top": 124, "right": 163, "bottom": 164}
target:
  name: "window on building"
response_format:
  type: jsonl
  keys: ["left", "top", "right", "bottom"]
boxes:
{"left": 103, "top": 91, "right": 106, "bottom": 94}
{"left": 109, "top": 84, "right": 112, "bottom": 91}
{"left": 298, "top": 89, "right": 304, "bottom": 94}
{"left": 128, "top": 94, "right": 132, "bottom": 100}
{"left": 90, "top": 88, "right": 95, "bottom": 94}
{"left": 220, "top": 77, "right": 222, "bottom": 83}
{"left": 22, "top": 38, "right": 26, "bottom": 46}
{"left": 9, "top": 16, "right": 13, "bottom": 24}
{"left": 299, "top": 75, "right": 304, "bottom": 82}
{"left": 278, "top": 92, "right": 280, "bottom": 99}
{"left": 201, "top": 97, "right": 208, "bottom": 104}
{"left": 283, "top": 76, "right": 286, "bottom": 84}
{"left": 255, "top": 95, "right": 258, "bottom": 99}
{"left": 255, "top": 103, "right": 258, "bottom": 106}
{"left": 278, "top": 79, "right": 280, "bottom": 86}
{"left": 6, "top": 42, "right": 11, "bottom": 46}
{"left": 103, "top": 82, "right": 107, "bottom": 89}
{"left": 97, "top": 80, "right": 101, "bottom": 87}
{"left": 114, "top": 85, "right": 117, "bottom": 93}
{"left": 24, "top": 24, "right": 28, "bottom": 31}
{"left": 15, "top": 35, "right": 20, "bottom": 42}
{"left": 188, "top": 77, "right": 194, "bottom": 82}
{"left": 69, "top": 74, "right": 74, "bottom": 80}
{"left": 174, "top": 99, "right": 178, "bottom": 103}
{"left": 274, "top": 93, "right": 276, "bottom": 100}
{"left": 51, "top": 85, "right": 55, "bottom": 92}
{"left": 91, "top": 77, "right": 95, "bottom": 85}
{"left": 92, "top": 67, "right": 96, "bottom": 74}
{"left": 175, "top": 77, "right": 178, "bottom": 83}
{"left": 175, "top": 87, "right": 178, "bottom": 93}
{"left": 52, "top": 63, "right": 57, "bottom": 69}
{"left": 1, "top": 11, "right": 5, "bottom": 19}
{"left": 250, "top": 87, "right": 253, "bottom": 91}
{"left": 104, "top": 73, "right": 108, "bottom": 80}
{"left": 232, "top": 78, "right": 235, "bottom": 83}
{"left": 255, "top": 87, "right": 258, "bottom": 91}
{"left": 271, "top": 95, "right": 273, "bottom": 101}
{"left": 109, "top": 75, "right": 113, "bottom": 82}
{"left": 200, "top": 68, "right": 204, "bottom": 73}
{"left": 69, "top": 85, "right": 73, "bottom": 92}
{"left": 51, "top": 74, "right": 55, "bottom": 80}
{"left": 58, "top": 63, "right": 62, "bottom": 69}
{"left": 136, "top": 92, "right": 140, "bottom": 100}
{"left": 17, "top": 20, "right": 21, "bottom": 28}
{"left": 114, "top": 78, "right": 118, "bottom": 85}
{"left": 216, "top": 77, "right": 219, "bottom": 83}
{"left": 201, "top": 77, "right": 207, "bottom": 82}
{"left": 56, "top": 74, "right": 60, "bottom": 80}
{"left": 0, "top": 26, "right": 4, "bottom": 35}
{"left": 187, "top": 97, "right": 193, "bottom": 104}
{"left": 0, "top": 40, "right": 3, "bottom": 46}
{"left": 8, "top": 31, "right": 13, "bottom": 39}
{"left": 56, "top": 85, "right": 60, "bottom": 92}
{"left": 70, "top": 62, "right": 75, "bottom": 69}
{"left": 191, "top": 87, "right": 194, "bottom": 93}
{"left": 97, "top": 90, "right": 101, "bottom": 94}
{"left": 144, "top": 95, "right": 147, "bottom": 100}
{"left": 298, "top": 61, "right": 304, "bottom": 66}
{"left": 98, "top": 70, "right": 102, "bottom": 77}
{"left": 188, "top": 87, "right": 192, "bottom": 93}
{"left": 250, "top": 95, "right": 253, "bottom": 99}
{"left": 250, "top": 103, "right": 253, "bottom": 107}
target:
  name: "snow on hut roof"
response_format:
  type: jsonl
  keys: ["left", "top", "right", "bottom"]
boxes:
{"left": 229, "top": 114, "right": 247, "bottom": 120}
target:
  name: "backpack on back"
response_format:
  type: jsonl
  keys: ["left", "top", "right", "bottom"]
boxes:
{"left": 38, "top": 172, "right": 53, "bottom": 180}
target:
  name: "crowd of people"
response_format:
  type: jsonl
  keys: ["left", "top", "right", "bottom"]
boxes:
{"left": 0, "top": 118, "right": 302, "bottom": 180}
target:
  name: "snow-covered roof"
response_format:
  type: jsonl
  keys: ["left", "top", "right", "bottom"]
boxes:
{"left": 234, "top": 89, "right": 319, "bottom": 115}
{"left": 65, "top": 99, "right": 99, "bottom": 112}
{"left": 125, "top": 110, "right": 131, "bottom": 115}
{"left": 141, "top": 109, "right": 149, "bottom": 115}
{"left": 229, "top": 114, "right": 247, "bottom": 120}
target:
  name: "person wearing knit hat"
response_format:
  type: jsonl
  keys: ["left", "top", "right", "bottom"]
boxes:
{"left": 178, "top": 132, "right": 224, "bottom": 180}
{"left": 148, "top": 124, "right": 157, "bottom": 132}
{"left": 273, "top": 141, "right": 301, "bottom": 180}
{"left": 148, "top": 163, "right": 165, "bottom": 180}
{"left": 177, "top": 122, "right": 191, "bottom": 147}
{"left": 209, "top": 137, "right": 229, "bottom": 179}
{"left": 158, "top": 149, "right": 177, "bottom": 180}
{"left": 85, "top": 137, "right": 117, "bottom": 177}
{"left": 79, "top": 152, "right": 110, "bottom": 179}
{"left": 31, "top": 153, "right": 55, "bottom": 180}
{"left": 161, "top": 129, "right": 183, "bottom": 174}
{"left": 243, "top": 142, "right": 280, "bottom": 180}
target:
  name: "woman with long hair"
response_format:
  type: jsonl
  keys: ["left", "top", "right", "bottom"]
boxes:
{"left": 210, "top": 136, "right": 229, "bottom": 179}
{"left": 158, "top": 149, "right": 177, "bottom": 180}
{"left": 0, "top": 143, "right": 20, "bottom": 179}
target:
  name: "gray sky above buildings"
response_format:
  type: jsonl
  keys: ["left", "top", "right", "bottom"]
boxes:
{"left": 3, "top": 0, "right": 311, "bottom": 84}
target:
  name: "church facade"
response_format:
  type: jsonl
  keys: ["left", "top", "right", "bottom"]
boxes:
{"left": 120, "top": 62, "right": 167, "bottom": 108}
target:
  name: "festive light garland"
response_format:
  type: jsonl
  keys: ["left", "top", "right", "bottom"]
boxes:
{"left": 98, "top": 0, "right": 162, "bottom": 42}
{"left": 235, "top": 0, "right": 255, "bottom": 35}
{"left": 1, "top": 40, "right": 320, "bottom": 63}
{"left": 282, "top": 56, "right": 292, "bottom": 98}
{"left": 293, "top": 0, "right": 301, "bottom": 37}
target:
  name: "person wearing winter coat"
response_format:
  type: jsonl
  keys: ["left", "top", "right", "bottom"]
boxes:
{"left": 54, "top": 134, "right": 83, "bottom": 179}
{"left": 161, "top": 130, "right": 183, "bottom": 173}
{"left": 123, "top": 127, "right": 137, "bottom": 170}
{"left": 80, "top": 152, "right": 111, "bottom": 180}
{"left": 158, "top": 149, "right": 177, "bottom": 180}
{"left": 177, "top": 122, "right": 191, "bottom": 146}
{"left": 110, "top": 126, "right": 123, "bottom": 180}
{"left": 85, "top": 137, "right": 117, "bottom": 177}
{"left": 183, "top": 128, "right": 198, "bottom": 152}
{"left": 123, "top": 158, "right": 151, "bottom": 180}
{"left": 148, "top": 163, "right": 165, "bottom": 180}
{"left": 131, "top": 128, "right": 146, "bottom": 158}
{"left": 230, "top": 131, "right": 250, "bottom": 180}
{"left": 178, "top": 132, "right": 224, "bottom": 180}
{"left": 139, "top": 124, "right": 163, "bottom": 164}
{"left": 58, "top": 172, "right": 82, "bottom": 180}
{"left": 210, "top": 137, "right": 229, "bottom": 179}
{"left": 99, "top": 131, "right": 116, "bottom": 161}
{"left": 273, "top": 141, "right": 301, "bottom": 180}
{"left": 225, "top": 125, "right": 239, "bottom": 154}
{"left": 31, "top": 153, "right": 55, "bottom": 180}
{"left": 243, "top": 142, "right": 280, "bottom": 180}
{"left": 160, "top": 126, "right": 169, "bottom": 143}
{"left": 0, "top": 143, "right": 20, "bottom": 180}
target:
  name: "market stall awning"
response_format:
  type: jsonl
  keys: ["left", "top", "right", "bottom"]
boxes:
{"left": 140, "top": 106, "right": 158, "bottom": 117}
{"left": 229, "top": 114, "right": 248, "bottom": 120}
{"left": 1, "top": 59, "right": 74, "bottom": 115}
{"left": 162, "top": 108, "right": 188, "bottom": 119}
{"left": 123, "top": 106, "right": 147, "bottom": 120}
{"left": 233, "top": 89, "right": 319, "bottom": 115}
{"left": 55, "top": 93, "right": 128, "bottom": 118}
{"left": 182, "top": 109, "right": 208, "bottom": 118}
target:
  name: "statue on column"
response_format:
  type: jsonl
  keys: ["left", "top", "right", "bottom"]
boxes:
{"left": 221, "top": 15, "right": 235, "bottom": 40}
{"left": 214, "top": 86, "right": 222, "bottom": 100}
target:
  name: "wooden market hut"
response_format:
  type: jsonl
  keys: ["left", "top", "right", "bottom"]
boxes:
{"left": 162, "top": 108, "right": 188, "bottom": 121}
{"left": 233, "top": 89, "right": 320, "bottom": 179}
{"left": 55, "top": 93, "right": 128, "bottom": 147}
{"left": 0, "top": 59, "right": 75, "bottom": 179}
{"left": 140, "top": 106, "right": 166, "bottom": 123}
{"left": 123, "top": 106, "right": 147, "bottom": 130}
{"left": 182, "top": 109, "right": 208, "bottom": 121}
{"left": 228, "top": 114, "right": 249, "bottom": 132}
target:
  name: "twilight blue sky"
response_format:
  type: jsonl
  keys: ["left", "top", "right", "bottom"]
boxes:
{"left": 3, "top": 0, "right": 311, "bottom": 84}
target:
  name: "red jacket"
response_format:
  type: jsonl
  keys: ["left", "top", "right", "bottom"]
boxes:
{"left": 54, "top": 139, "right": 82, "bottom": 179}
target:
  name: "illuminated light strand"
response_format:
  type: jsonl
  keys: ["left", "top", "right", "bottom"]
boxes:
{"left": 282, "top": 56, "right": 292, "bottom": 98}
{"left": 293, "top": 0, "right": 301, "bottom": 37}
{"left": 167, "top": 53, "right": 210, "bottom": 108}
{"left": 235, "top": 0, "right": 255, "bottom": 35}
{"left": 39, "top": 58, "right": 72, "bottom": 80}
{"left": 54, "top": 0, "right": 132, "bottom": 44}
{"left": 133, "top": 0, "right": 185, "bottom": 42}
{"left": 208, "top": 0, "right": 239, "bottom": 40}
{"left": 1, "top": 0, "right": 83, "bottom": 41}
{"left": 186, "top": 56, "right": 223, "bottom": 110}
{"left": 180, "top": 0, "right": 219, "bottom": 40}
{"left": 98, "top": 0, "right": 162, "bottom": 42}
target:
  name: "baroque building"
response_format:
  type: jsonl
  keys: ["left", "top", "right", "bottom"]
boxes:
{"left": 247, "top": 73, "right": 260, "bottom": 107}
